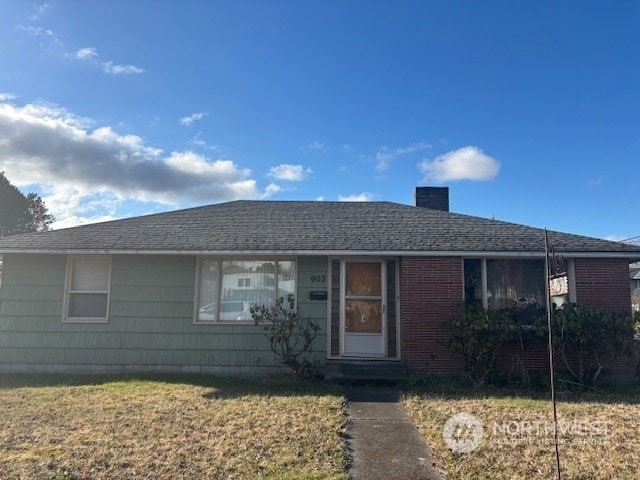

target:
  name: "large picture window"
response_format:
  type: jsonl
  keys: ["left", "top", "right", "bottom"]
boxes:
{"left": 464, "top": 258, "right": 546, "bottom": 324}
{"left": 64, "top": 255, "right": 111, "bottom": 322}
{"left": 196, "top": 258, "right": 296, "bottom": 323}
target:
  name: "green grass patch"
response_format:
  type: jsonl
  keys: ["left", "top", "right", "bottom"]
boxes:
{"left": 0, "top": 374, "right": 347, "bottom": 480}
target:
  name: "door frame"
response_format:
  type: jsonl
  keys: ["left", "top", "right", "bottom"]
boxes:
{"left": 340, "top": 259, "right": 387, "bottom": 358}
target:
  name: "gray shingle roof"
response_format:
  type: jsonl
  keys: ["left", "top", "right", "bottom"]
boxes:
{"left": 0, "top": 200, "right": 639, "bottom": 256}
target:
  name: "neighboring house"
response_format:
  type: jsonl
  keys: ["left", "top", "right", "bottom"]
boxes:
{"left": 1, "top": 187, "right": 639, "bottom": 379}
{"left": 631, "top": 262, "right": 640, "bottom": 312}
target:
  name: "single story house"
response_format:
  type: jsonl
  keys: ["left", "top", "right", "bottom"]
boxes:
{"left": 0, "top": 187, "right": 639, "bottom": 378}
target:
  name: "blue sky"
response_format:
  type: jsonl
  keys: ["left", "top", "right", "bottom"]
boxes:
{"left": 0, "top": 1, "right": 639, "bottom": 241}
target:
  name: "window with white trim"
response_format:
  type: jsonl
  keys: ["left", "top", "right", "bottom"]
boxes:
{"left": 196, "top": 258, "right": 296, "bottom": 323}
{"left": 64, "top": 255, "right": 111, "bottom": 322}
{"left": 464, "top": 258, "right": 546, "bottom": 325}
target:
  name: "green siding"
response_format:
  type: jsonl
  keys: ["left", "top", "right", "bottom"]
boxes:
{"left": 0, "top": 253, "right": 329, "bottom": 371}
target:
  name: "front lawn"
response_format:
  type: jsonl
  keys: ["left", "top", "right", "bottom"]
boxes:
{"left": 0, "top": 375, "right": 347, "bottom": 480}
{"left": 401, "top": 379, "right": 640, "bottom": 480}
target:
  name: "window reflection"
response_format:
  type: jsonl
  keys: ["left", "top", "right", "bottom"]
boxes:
{"left": 487, "top": 259, "right": 545, "bottom": 310}
{"left": 464, "top": 258, "right": 546, "bottom": 325}
{"left": 198, "top": 258, "right": 296, "bottom": 322}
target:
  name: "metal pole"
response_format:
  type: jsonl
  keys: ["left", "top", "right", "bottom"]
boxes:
{"left": 544, "top": 229, "right": 562, "bottom": 480}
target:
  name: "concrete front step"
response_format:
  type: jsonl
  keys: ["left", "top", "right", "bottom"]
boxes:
{"left": 324, "top": 359, "right": 409, "bottom": 383}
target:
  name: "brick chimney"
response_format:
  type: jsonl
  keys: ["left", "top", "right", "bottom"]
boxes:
{"left": 415, "top": 186, "right": 449, "bottom": 211}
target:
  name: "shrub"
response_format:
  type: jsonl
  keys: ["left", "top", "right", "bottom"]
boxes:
{"left": 537, "top": 303, "right": 635, "bottom": 386}
{"left": 251, "top": 295, "right": 320, "bottom": 378}
{"left": 443, "top": 303, "right": 526, "bottom": 386}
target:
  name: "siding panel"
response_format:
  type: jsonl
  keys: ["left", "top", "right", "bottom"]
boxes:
{"left": 0, "top": 253, "right": 328, "bottom": 372}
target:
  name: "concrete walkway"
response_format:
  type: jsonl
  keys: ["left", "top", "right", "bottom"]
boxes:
{"left": 344, "top": 386, "right": 443, "bottom": 480}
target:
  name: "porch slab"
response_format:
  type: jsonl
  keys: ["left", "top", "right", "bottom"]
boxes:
{"left": 324, "top": 359, "right": 409, "bottom": 383}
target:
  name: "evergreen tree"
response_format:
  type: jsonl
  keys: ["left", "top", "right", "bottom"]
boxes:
{"left": 0, "top": 172, "right": 54, "bottom": 237}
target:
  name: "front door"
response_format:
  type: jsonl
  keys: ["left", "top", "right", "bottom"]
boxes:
{"left": 342, "top": 261, "right": 386, "bottom": 357}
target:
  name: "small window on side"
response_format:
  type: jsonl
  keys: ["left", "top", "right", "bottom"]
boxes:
{"left": 64, "top": 255, "right": 111, "bottom": 322}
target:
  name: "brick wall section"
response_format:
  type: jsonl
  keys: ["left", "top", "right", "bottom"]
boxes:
{"left": 574, "top": 258, "right": 632, "bottom": 313}
{"left": 400, "top": 256, "right": 465, "bottom": 373}
{"left": 574, "top": 258, "right": 636, "bottom": 380}
{"left": 386, "top": 259, "right": 398, "bottom": 358}
{"left": 498, "top": 258, "right": 636, "bottom": 380}
{"left": 497, "top": 337, "right": 549, "bottom": 374}
{"left": 399, "top": 256, "right": 636, "bottom": 380}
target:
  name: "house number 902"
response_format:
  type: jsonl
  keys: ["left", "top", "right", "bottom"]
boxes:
{"left": 310, "top": 275, "right": 326, "bottom": 283}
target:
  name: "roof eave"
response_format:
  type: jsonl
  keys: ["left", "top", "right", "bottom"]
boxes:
{"left": 1, "top": 248, "right": 640, "bottom": 259}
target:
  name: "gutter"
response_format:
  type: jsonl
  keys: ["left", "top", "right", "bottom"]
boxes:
{"left": 1, "top": 249, "right": 639, "bottom": 260}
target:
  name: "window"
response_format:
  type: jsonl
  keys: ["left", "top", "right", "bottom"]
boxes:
{"left": 196, "top": 258, "right": 296, "bottom": 323}
{"left": 464, "top": 258, "right": 546, "bottom": 325}
{"left": 487, "top": 259, "right": 545, "bottom": 310}
{"left": 64, "top": 255, "right": 111, "bottom": 322}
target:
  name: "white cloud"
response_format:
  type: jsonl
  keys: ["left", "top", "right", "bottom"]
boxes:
{"left": 604, "top": 235, "right": 627, "bottom": 242}
{"left": 101, "top": 61, "right": 145, "bottom": 75}
{"left": 18, "top": 9, "right": 145, "bottom": 80}
{"left": 179, "top": 112, "right": 207, "bottom": 126}
{"left": 17, "top": 25, "right": 61, "bottom": 46}
{"left": 342, "top": 144, "right": 351, "bottom": 152}
{"left": 68, "top": 50, "right": 148, "bottom": 80}
{"left": 263, "top": 183, "right": 282, "bottom": 197}
{"left": 53, "top": 214, "right": 118, "bottom": 229}
{"left": 374, "top": 141, "right": 431, "bottom": 173}
{"left": 190, "top": 131, "right": 224, "bottom": 152}
{"left": 338, "top": 192, "right": 374, "bottom": 202}
{"left": 418, "top": 146, "right": 501, "bottom": 183}
{"left": 191, "top": 132, "right": 206, "bottom": 146}
{"left": 304, "top": 141, "right": 327, "bottom": 154}
{"left": 44, "top": 186, "right": 121, "bottom": 229}
{"left": 0, "top": 101, "right": 274, "bottom": 226}
{"left": 75, "top": 47, "right": 98, "bottom": 60}
{"left": 0, "top": 93, "right": 16, "bottom": 102}
{"left": 267, "top": 164, "right": 312, "bottom": 182}
{"left": 30, "top": 3, "right": 50, "bottom": 21}
{"left": 189, "top": 132, "right": 229, "bottom": 155}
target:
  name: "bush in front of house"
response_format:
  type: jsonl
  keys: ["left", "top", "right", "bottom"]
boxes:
{"left": 537, "top": 302, "right": 636, "bottom": 386}
{"left": 251, "top": 294, "right": 320, "bottom": 378}
{"left": 443, "top": 303, "right": 528, "bottom": 386}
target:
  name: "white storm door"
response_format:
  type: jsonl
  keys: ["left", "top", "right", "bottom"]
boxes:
{"left": 342, "top": 261, "right": 386, "bottom": 358}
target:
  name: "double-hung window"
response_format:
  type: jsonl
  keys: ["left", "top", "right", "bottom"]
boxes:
{"left": 196, "top": 258, "right": 296, "bottom": 323}
{"left": 63, "top": 255, "right": 112, "bottom": 322}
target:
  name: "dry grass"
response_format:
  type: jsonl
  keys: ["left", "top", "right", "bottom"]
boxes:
{"left": 402, "top": 380, "right": 640, "bottom": 480}
{"left": 0, "top": 375, "right": 347, "bottom": 480}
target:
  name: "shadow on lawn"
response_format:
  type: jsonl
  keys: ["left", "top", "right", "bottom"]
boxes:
{"left": 399, "top": 374, "right": 640, "bottom": 405}
{"left": 0, "top": 373, "right": 343, "bottom": 399}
